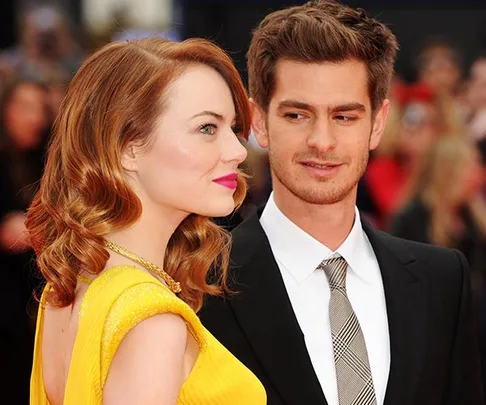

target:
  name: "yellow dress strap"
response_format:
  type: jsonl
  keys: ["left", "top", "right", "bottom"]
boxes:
{"left": 63, "top": 265, "right": 205, "bottom": 403}
{"left": 100, "top": 281, "right": 206, "bottom": 386}
{"left": 30, "top": 284, "right": 50, "bottom": 405}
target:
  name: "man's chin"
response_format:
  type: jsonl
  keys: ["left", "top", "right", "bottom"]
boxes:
{"left": 288, "top": 186, "right": 353, "bottom": 206}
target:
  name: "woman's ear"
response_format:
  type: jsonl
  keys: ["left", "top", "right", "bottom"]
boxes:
{"left": 121, "top": 145, "right": 139, "bottom": 172}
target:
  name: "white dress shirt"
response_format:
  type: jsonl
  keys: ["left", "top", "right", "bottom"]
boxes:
{"left": 260, "top": 193, "right": 390, "bottom": 405}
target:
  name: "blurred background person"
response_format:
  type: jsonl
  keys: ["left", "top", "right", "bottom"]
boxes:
{"left": 416, "top": 38, "right": 463, "bottom": 99}
{"left": 414, "top": 37, "right": 467, "bottom": 130}
{"left": 0, "top": 5, "right": 84, "bottom": 84}
{"left": 390, "top": 135, "right": 486, "bottom": 289}
{"left": 467, "top": 53, "right": 486, "bottom": 171}
{"left": 468, "top": 53, "right": 486, "bottom": 139}
{"left": 389, "top": 135, "right": 486, "bottom": 393}
{"left": 365, "top": 83, "right": 442, "bottom": 228}
{"left": 0, "top": 78, "right": 51, "bottom": 403}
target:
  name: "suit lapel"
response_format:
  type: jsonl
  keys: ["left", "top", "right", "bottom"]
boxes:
{"left": 363, "top": 222, "right": 427, "bottom": 405}
{"left": 228, "top": 211, "right": 327, "bottom": 405}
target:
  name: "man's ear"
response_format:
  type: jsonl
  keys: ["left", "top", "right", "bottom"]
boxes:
{"left": 250, "top": 98, "right": 269, "bottom": 149}
{"left": 369, "top": 99, "right": 391, "bottom": 151}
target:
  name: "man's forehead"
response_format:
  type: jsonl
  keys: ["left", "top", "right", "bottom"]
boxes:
{"left": 273, "top": 59, "right": 368, "bottom": 88}
{"left": 271, "top": 59, "right": 371, "bottom": 109}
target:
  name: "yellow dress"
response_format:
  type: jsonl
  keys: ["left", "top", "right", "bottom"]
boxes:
{"left": 30, "top": 265, "right": 266, "bottom": 404}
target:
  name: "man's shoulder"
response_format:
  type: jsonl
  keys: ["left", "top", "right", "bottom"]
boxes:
{"left": 230, "top": 208, "right": 266, "bottom": 243}
{"left": 228, "top": 209, "right": 271, "bottom": 266}
{"left": 375, "top": 226, "right": 452, "bottom": 256}
{"left": 369, "top": 225, "right": 466, "bottom": 281}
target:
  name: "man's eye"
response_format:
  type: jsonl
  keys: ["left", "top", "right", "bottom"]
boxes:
{"left": 335, "top": 115, "right": 356, "bottom": 123}
{"left": 285, "top": 112, "right": 305, "bottom": 120}
{"left": 231, "top": 124, "right": 242, "bottom": 134}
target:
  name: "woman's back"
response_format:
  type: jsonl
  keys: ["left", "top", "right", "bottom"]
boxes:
{"left": 31, "top": 266, "right": 266, "bottom": 405}
{"left": 41, "top": 283, "right": 86, "bottom": 404}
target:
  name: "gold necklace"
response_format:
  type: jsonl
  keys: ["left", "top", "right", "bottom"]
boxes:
{"left": 104, "top": 240, "right": 182, "bottom": 294}
{"left": 77, "top": 274, "right": 93, "bottom": 285}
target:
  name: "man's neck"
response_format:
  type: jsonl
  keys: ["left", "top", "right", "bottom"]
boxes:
{"left": 272, "top": 188, "right": 357, "bottom": 251}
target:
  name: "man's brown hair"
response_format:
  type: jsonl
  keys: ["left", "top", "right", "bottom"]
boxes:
{"left": 247, "top": 0, "right": 399, "bottom": 113}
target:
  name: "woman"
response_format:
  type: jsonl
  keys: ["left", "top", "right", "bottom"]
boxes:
{"left": 389, "top": 136, "right": 485, "bottom": 256}
{"left": 0, "top": 79, "right": 50, "bottom": 404}
{"left": 365, "top": 83, "right": 442, "bottom": 228}
{"left": 0, "top": 79, "right": 50, "bottom": 255}
{"left": 27, "top": 38, "right": 266, "bottom": 404}
{"left": 389, "top": 135, "right": 486, "bottom": 394}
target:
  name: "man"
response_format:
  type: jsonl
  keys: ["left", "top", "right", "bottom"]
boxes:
{"left": 200, "top": 1, "right": 484, "bottom": 404}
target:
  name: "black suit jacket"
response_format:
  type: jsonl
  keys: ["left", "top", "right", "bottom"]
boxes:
{"left": 200, "top": 209, "right": 484, "bottom": 405}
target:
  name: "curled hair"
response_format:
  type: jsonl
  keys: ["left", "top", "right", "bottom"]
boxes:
{"left": 26, "top": 38, "right": 250, "bottom": 311}
{"left": 247, "top": 0, "right": 399, "bottom": 113}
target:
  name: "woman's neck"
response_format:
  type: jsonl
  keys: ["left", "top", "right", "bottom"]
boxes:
{"left": 104, "top": 206, "right": 187, "bottom": 271}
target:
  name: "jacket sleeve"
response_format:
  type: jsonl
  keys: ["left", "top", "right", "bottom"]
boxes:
{"left": 443, "top": 249, "right": 484, "bottom": 404}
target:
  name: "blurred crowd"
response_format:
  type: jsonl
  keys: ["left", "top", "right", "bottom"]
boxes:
{"left": 2, "top": 2, "right": 486, "bottom": 403}
{"left": 0, "top": 5, "right": 84, "bottom": 402}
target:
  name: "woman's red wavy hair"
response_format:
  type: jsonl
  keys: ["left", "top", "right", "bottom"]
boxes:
{"left": 26, "top": 37, "right": 250, "bottom": 311}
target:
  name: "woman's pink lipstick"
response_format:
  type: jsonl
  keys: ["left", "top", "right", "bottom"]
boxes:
{"left": 213, "top": 173, "right": 238, "bottom": 189}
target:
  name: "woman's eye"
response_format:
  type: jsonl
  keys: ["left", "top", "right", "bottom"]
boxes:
{"left": 199, "top": 123, "right": 217, "bottom": 135}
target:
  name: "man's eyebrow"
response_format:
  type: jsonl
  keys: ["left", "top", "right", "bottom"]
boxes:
{"left": 276, "top": 100, "right": 317, "bottom": 114}
{"left": 330, "top": 102, "right": 366, "bottom": 113}
{"left": 276, "top": 100, "right": 367, "bottom": 114}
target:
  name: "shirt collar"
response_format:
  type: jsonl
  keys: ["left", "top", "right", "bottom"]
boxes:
{"left": 260, "top": 192, "right": 372, "bottom": 285}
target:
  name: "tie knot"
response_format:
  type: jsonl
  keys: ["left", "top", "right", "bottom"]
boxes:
{"left": 318, "top": 256, "right": 348, "bottom": 291}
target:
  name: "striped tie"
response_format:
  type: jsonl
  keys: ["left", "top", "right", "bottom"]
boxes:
{"left": 318, "top": 256, "right": 377, "bottom": 405}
